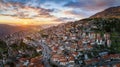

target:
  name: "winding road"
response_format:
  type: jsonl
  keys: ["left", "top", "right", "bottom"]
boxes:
{"left": 30, "top": 39, "right": 52, "bottom": 67}
{"left": 39, "top": 40, "right": 52, "bottom": 67}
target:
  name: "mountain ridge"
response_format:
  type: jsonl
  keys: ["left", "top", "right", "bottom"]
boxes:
{"left": 90, "top": 6, "right": 120, "bottom": 18}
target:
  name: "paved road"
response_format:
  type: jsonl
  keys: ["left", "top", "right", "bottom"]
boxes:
{"left": 39, "top": 40, "right": 52, "bottom": 67}
{"left": 31, "top": 40, "right": 52, "bottom": 67}
{"left": 0, "top": 60, "right": 4, "bottom": 67}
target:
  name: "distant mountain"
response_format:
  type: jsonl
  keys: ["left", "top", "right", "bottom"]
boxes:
{"left": 0, "top": 24, "right": 36, "bottom": 39}
{"left": 91, "top": 6, "right": 120, "bottom": 18}
{"left": 0, "top": 24, "right": 55, "bottom": 39}
{"left": 0, "top": 24, "right": 19, "bottom": 37}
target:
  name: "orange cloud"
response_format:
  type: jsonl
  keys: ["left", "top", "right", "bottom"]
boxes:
{"left": 0, "top": 2, "right": 63, "bottom": 25}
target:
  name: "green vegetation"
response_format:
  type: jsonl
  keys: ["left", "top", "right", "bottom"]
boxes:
{"left": 87, "top": 18, "right": 120, "bottom": 53}
{"left": 0, "top": 40, "right": 7, "bottom": 59}
{"left": 88, "top": 18, "right": 120, "bottom": 33}
{"left": 0, "top": 39, "right": 41, "bottom": 59}
{"left": 0, "top": 40, "right": 7, "bottom": 51}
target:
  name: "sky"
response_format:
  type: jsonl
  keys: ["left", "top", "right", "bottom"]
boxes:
{"left": 0, "top": 0, "right": 120, "bottom": 25}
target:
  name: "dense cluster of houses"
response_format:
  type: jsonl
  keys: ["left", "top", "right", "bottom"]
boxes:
{"left": 21, "top": 22, "right": 120, "bottom": 67}
{"left": 1, "top": 22, "right": 120, "bottom": 67}
{"left": 39, "top": 22, "right": 113, "bottom": 66}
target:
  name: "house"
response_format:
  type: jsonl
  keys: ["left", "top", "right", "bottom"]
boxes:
{"left": 106, "top": 39, "right": 111, "bottom": 47}
{"left": 72, "top": 52, "right": 78, "bottom": 57}
{"left": 68, "top": 55, "right": 75, "bottom": 63}
{"left": 113, "top": 63, "right": 120, "bottom": 67}
{"left": 36, "top": 47, "right": 42, "bottom": 53}
{"left": 84, "top": 54, "right": 89, "bottom": 60}
{"left": 59, "top": 57, "right": 68, "bottom": 66}
{"left": 96, "top": 38, "right": 103, "bottom": 45}
{"left": 51, "top": 54, "right": 60, "bottom": 62}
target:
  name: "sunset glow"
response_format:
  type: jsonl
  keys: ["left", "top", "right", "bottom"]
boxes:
{"left": 0, "top": 0, "right": 120, "bottom": 25}
{"left": 0, "top": 0, "right": 120, "bottom": 67}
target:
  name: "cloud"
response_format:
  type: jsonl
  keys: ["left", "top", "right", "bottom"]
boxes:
{"left": 0, "top": 0, "right": 120, "bottom": 25}
{"left": 63, "top": 0, "right": 120, "bottom": 18}
{"left": 55, "top": 17, "right": 77, "bottom": 22}
{"left": 64, "top": 0, "right": 119, "bottom": 11}
{"left": 0, "top": 2, "right": 55, "bottom": 19}
{"left": 0, "top": 1, "right": 64, "bottom": 24}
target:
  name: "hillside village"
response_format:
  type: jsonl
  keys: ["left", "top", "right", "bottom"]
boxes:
{"left": 0, "top": 6, "right": 120, "bottom": 67}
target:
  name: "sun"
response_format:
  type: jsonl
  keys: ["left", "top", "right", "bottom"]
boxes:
{"left": 23, "top": 22, "right": 29, "bottom": 25}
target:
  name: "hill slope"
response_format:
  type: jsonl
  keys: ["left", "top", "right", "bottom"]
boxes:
{"left": 91, "top": 6, "right": 120, "bottom": 18}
